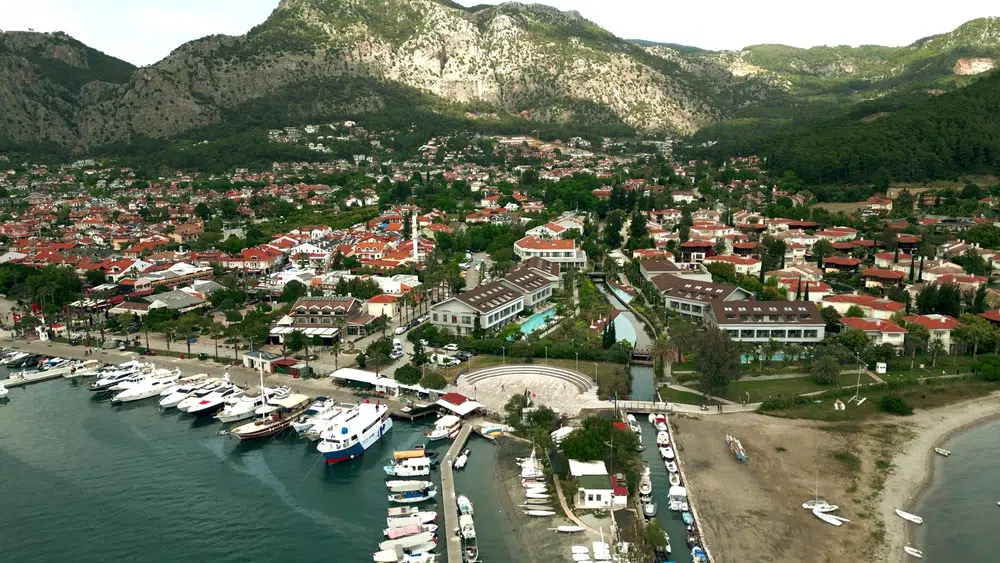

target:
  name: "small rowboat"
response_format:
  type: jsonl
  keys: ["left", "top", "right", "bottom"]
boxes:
{"left": 934, "top": 447, "right": 951, "bottom": 457}
{"left": 556, "top": 526, "right": 585, "bottom": 533}
{"left": 895, "top": 509, "right": 923, "bottom": 524}
{"left": 903, "top": 546, "right": 924, "bottom": 558}
{"left": 525, "top": 510, "right": 555, "bottom": 517}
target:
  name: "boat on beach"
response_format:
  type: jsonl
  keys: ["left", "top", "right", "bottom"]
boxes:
{"left": 903, "top": 546, "right": 924, "bottom": 558}
{"left": 525, "top": 510, "right": 555, "bottom": 517}
{"left": 230, "top": 394, "right": 310, "bottom": 440}
{"left": 934, "top": 447, "right": 951, "bottom": 457}
{"left": 895, "top": 509, "right": 923, "bottom": 524}
{"left": 554, "top": 526, "right": 585, "bottom": 533}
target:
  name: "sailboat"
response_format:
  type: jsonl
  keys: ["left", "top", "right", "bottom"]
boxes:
{"left": 803, "top": 470, "right": 833, "bottom": 511}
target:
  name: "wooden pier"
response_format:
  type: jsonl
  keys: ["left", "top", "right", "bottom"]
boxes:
{"left": 1, "top": 370, "right": 66, "bottom": 388}
{"left": 441, "top": 423, "right": 473, "bottom": 563}
{"left": 387, "top": 402, "right": 438, "bottom": 421}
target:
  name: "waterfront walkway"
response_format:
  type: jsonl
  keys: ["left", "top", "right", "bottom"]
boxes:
{"left": 551, "top": 474, "right": 600, "bottom": 535}
{"left": 441, "top": 424, "right": 473, "bottom": 563}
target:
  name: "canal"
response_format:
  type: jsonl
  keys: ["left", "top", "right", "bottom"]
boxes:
{"left": 595, "top": 282, "right": 653, "bottom": 349}
{"left": 639, "top": 420, "right": 693, "bottom": 563}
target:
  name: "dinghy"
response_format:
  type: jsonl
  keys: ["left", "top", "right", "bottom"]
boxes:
{"left": 519, "top": 505, "right": 554, "bottom": 511}
{"left": 524, "top": 497, "right": 550, "bottom": 505}
{"left": 526, "top": 492, "right": 550, "bottom": 499}
{"left": 903, "top": 546, "right": 923, "bottom": 559}
{"left": 895, "top": 509, "right": 923, "bottom": 524}
{"left": 934, "top": 447, "right": 951, "bottom": 457}
{"left": 525, "top": 510, "right": 555, "bottom": 517}
{"left": 557, "top": 526, "right": 585, "bottom": 533}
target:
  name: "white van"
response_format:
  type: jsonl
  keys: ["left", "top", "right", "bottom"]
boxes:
{"left": 392, "top": 338, "right": 402, "bottom": 350}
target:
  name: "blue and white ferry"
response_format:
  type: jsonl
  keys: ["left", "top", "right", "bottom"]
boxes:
{"left": 318, "top": 401, "right": 392, "bottom": 464}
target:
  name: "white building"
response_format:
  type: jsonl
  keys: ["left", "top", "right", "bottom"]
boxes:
{"left": 707, "top": 301, "right": 826, "bottom": 345}
{"left": 514, "top": 236, "right": 587, "bottom": 268}
{"left": 568, "top": 460, "right": 613, "bottom": 510}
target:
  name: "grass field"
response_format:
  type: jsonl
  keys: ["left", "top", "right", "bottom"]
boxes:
{"left": 658, "top": 386, "right": 720, "bottom": 405}
{"left": 718, "top": 372, "right": 874, "bottom": 403}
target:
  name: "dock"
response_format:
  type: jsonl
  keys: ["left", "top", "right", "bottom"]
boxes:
{"left": 387, "top": 402, "right": 438, "bottom": 421}
{"left": 441, "top": 423, "right": 473, "bottom": 563}
{"left": 2, "top": 370, "right": 66, "bottom": 388}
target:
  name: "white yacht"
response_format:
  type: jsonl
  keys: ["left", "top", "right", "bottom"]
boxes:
{"left": 303, "top": 404, "right": 356, "bottom": 441}
{"left": 111, "top": 373, "right": 180, "bottom": 403}
{"left": 290, "top": 396, "right": 337, "bottom": 434}
{"left": 0, "top": 383, "right": 8, "bottom": 399}
{"left": 215, "top": 386, "right": 291, "bottom": 424}
{"left": 108, "top": 368, "right": 176, "bottom": 392}
{"left": 159, "top": 379, "right": 219, "bottom": 409}
{"left": 185, "top": 385, "right": 243, "bottom": 416}
{"left": 171, "top": 380, "right": 226, "bottom": 410}
{"left": 89, "top": 363, "right": 143, "bottom": 391}
{"left": 425, "top": 415, "right": 461, "bottom": 441}
{"left": 62, "top": 359, "right": 102, "bottom": 378}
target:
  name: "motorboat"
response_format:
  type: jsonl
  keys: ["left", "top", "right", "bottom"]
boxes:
{"left": 230, "top": 394, "right": 311, "bottom": 440}
{"left": 386, "top": 480, "right": 435, "bottom": 493}
{"left": 895, "top": 509, "right": 922, "bottom": 524}
{"left": 159, "top": 374, "right": 209, "bottom": 396}
{"left": 372, "top": 544, "right": 438, "bottom": 562}
{"left": 217, "top": 386, "right": 292, "bottom": 423}
{"left": 425, "top": 415, "right": 461, "bottom": 441}
{"left": 89, "top": 369, "right": 139, "bottom": 391}
{"left": 666, "top": 461, "right": 678, "bottom": 473}
{"left": 639, "top": 467, "right": 652, "bottom": 495}
{"left": 661, "top": 447, "right": 675, "bottom": 460}
{"left": 289, "top": 395, "right": 336, "bottom": 433}
{"left": 301, "top": 405, "right": 355, "bottom": 441}
{"left": 669, "top": 473, "right": 681, "bottom": 487}
{"left": 160, "top": 379, "right": 220, "bottom": 409}
{"left": 185, "top": 385, "right": 244, "bottom": 415}
{"left": 388, "top": 490, "right": 438, "bottom": 504}
{"left": 903, "top": 546, "right": 924, "bottom": 559}
{"left": 457, "top": 495, "right": 474, "bottom": 516}
{"left": 656, "top": 431, "right": 670, "bottom": 446}
{"left": 62, "top": 359, "right": 102, "bottom": 378}
{"left": 384, "top": 457, "right": 433, "bottom": 477}
{"left": 453, "top": 448, "right": 470, "bottom": 469}
{"left": 0, "top": 383, "right": 8, "bottom": 399}
{"left": 379, "top": 531, "right": 436, "bottom": 552}
{"left": 111, "top": 373, "right": 180, "bottom": 403}
{"left": 691, "top": 546, "right": 708, "bottom": 563}
{"left": 383, "top": 523, "right": 438, "bottom": 539}
{"left": 934, "top": 447, "right": 951, "bottom": 457}
{"left": 318, "top": 402, "right": 393, "bottom": 463}
{"left": 0, "top": 351, "right": 28, "bottom": 365}
{"left": 643, "top": 500, "right": 657, "bottom": 517}
{"left": 175, "top": 378, "right": 231, "bottom": 411}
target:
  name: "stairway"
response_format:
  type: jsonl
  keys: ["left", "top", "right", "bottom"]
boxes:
{"left": 462, "top": 364, "right": 596, "bottom": 394}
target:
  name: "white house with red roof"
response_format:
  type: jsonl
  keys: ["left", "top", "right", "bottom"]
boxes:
{"left": 513, "top": 236, "right": 586, "bottom": 268}
{"left": 367, "top": 294, "right": 398, "bottom": 319}
{"left": 703, "top": 255, "right": 761, "bottom": 276}
{"left": 815, "top": 227, "right": 858, "bottom": 242}
{"left": 823, "top": 294, "right": 905, "bottom": 320}
{"left": 903, "top": 314, "right": 960, "bottom": 353}
{"left": 775, "top": 278, "right": 832, "bottom": 304}
{"left": 862, "top": 267, "right": 906, "bottom": 289}
{"left": 841, "top": 317, "right": 907, "bottom": 348}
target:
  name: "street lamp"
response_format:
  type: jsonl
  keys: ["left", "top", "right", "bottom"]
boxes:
{"left": 502, "top": 346, "right": 506, "bottom": 366}
{"left": 575, "top": 351, "right": 579, "bottom": 373}
{"left": 545, "top": 345, "right": 548, "bottom": 366}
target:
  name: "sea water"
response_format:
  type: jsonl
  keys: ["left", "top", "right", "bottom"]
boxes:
{"left": 915, "top": 420, "right": 1000, "bottom": 562}
{"left": 0, "top": 378, "right": 513, "bottom": 562}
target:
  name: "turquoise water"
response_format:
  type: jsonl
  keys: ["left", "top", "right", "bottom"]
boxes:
{"left": 520, "top": 308, "right": 555, "bottom": 334}
{"left": 740, "top": 352, "right": 786, "bottom": 364}
{"left": 614, "top": 315, "right": 638, "bottom": 347}
{"left": 610, "top": 285, "right": 634, "bottom": 304}
{"left": 916, "top": 420, "right": 1000, "bottom": 561}
{"left": 0, "top": 378, "right": 514, "bottom": 562}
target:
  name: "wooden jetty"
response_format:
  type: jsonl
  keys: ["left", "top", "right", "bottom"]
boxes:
{"left": 441, "top": 423, "right": 473, "bottom": 563}
{"left": 2, "top": 370, "right": 66, "bottom": 388}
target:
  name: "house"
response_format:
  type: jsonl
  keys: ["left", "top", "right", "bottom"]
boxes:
{"left": 903, "top": 314, "right": 960, "bottom": 353}
{"left": 671, "top": 191, "right": 697, "bottom": 204}
{"left": 639, "top": 258, "right": 682, "bottom": 282}
{"left": 862, "top": 268, "right": 906, "bottom": 289}
{"left": 702, "top": 255, "right": 762, "bottom": 276}
{"left": 568, "top": 460, "right": 613, "bottom": 510}
{"left": 841, "top": 317, "right": 907, "bottom": 348}
{"left": 775, "top": 278, "right": 832, "bottom": 304}
{"left": 708, "top": 301, "right": 826, "bottom": 344}
{"left": 243, "top": 350, "right": 282, "bottom": 373}
{"left": 823, "top": 294, "right": 905, "bottom": 320}
{"left": 431, "top": 280, "right": 524, "bottom": 335}
{"left": 269, "top": 295, "right": 371, "bottom": 344}
{"left": 867, "top": 197, "right": 893, "bottom": 213}
{"left": 170, "top": 222, "right": 204, "bottom": 244}
{"left": 650, "top": 274, "right": 752, "bottom": 322}
{"left": 513, "top": 236, "right": 587, "bottom": 268}
{"left": 367, "top": 294, "right": 399, "bottom": 319}
{"left": 222, "top": 246, "right": 285, "bottom": 272}
{"left": 677, "top": 240, "right": 714, "bottom": 264}
{"left": 822, "top": 256, "right": 862, "bottom": 273}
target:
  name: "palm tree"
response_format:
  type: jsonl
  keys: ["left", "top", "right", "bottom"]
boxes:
{"left": 165, "top": 327, "right": 176, "bottom": 352}
{"left": 763, "top": 338, "right": 783, "bottom": 368}
{"left": 785, "top": 344, "right": 804, "bottom": 366}
{"left": 651, "top": 334, "right": 674, "bottom": 377}
{"left": 331, "top": 340, "right": 341, "bottom": 371}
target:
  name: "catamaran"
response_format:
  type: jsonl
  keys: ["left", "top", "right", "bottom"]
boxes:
{"left": 317, "top": 401, "right": 392, "bottom": 464}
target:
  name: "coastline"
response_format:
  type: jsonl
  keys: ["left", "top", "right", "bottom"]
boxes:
{"left": 878, "top": 392, "right": 1000, "bottom": 563}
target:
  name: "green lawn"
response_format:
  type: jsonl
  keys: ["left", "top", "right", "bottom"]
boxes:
{"left": 718, "top": 372, "right": 875, "bottom": 403}
{"left": 658, "top": 386, "right": 720, "bottom": 405}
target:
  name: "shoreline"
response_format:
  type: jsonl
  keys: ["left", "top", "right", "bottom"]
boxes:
{"left": 878, "top": 392, "right": 1000, "bottom": 563}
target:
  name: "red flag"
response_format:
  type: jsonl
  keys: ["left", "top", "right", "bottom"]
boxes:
{"left": 31, "top": 302, "right": 41, "bottom": 314}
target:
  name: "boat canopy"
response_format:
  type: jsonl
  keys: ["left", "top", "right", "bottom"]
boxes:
{"left": 668, "top": 485, "right": 687, "bottom": 498}
{"left": 272, "top": 394, "right": 310, "bottom": 409}
{"left": 433, "top": 414, "right": 462, "bottom": 428}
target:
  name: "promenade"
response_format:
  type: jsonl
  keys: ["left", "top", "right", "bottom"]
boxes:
{"left": 441, "top": 424, "right": 473, "bottom": 563}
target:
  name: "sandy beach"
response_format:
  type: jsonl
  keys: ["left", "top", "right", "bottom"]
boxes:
{"left": 877, "top": 392, "right": 1000, "bottom": 563}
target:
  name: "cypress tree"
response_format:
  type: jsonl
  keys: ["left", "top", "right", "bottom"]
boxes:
{"left": 893, "top": 247, "right": 899, "bottom": 264}
{"left": 918, "top": 256, "right": 925, "bottom": 282}
{"left": 759, "top": 261, "right": 765, "bottom": 284}
{"left": 803, "top": 282, "right": 810, "bottom": 302}
{"left": 908, "top": 256, "right": 916, "bottom": 281}
{"left": 794, "top": 277, "right": 802, "bottom": 300}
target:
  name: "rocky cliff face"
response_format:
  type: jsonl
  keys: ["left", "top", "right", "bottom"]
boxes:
{"left": 2, "top": 3, "right": 1000, "bottom": 152}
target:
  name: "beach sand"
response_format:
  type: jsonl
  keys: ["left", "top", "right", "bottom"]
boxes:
{"left": 877, "top": 392, "right": 1000, "bottom": 563}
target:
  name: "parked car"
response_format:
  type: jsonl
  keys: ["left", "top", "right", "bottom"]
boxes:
{"left": 443, "top": 343, "right": 459, "bottom": 351}
{"left": 406, "top": 319, "right": 419, "bottom": 329}
{"left": 417, "top": 315, "right": 430, "bottom": 324}
{"left": 389, "top": 350, "right": 404, "bottom": 361}
{"left": 454, "top": 352, "right": 471, "bottom": 361}
{"left": 465, "top": 349, "right": 478, "bottom": 357}
{"left": 442, "top": 357, "right": 461, "bottom": 367}
{"left": 394, "top": 326, "right": 407, "bottom": 335}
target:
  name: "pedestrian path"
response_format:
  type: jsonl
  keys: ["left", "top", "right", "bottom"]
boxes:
{"left": 667, "top": 384, "right": 739, "bottom": 405}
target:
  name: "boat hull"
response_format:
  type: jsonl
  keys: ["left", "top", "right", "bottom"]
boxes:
{"left": 323, "top": 416, "right": 393, "bottom": 464}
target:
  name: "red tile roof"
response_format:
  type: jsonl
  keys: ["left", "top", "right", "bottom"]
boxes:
{"left": 842, "top": 318, "right": 907, "bottom": 333}
{"left": 903, "top": 314, "right": 960, "bottom": 330}
{"left": 862, "top": 268, "right": 906, "bottom": 280}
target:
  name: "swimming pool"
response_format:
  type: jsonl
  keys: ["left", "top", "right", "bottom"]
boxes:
{"left": 609, "top": 285, "right": 633, "bottom": 304}
{"left": 520, "top": 308, "right": 556, "bottom": 334}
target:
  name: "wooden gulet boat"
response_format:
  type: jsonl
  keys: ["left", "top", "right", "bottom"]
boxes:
{"left": 231, "top": 394, "right": 311, "bottom": 441}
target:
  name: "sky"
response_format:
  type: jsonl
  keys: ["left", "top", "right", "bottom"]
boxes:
{"left": 4, "top": 0, "right": 998, "bottom": 67}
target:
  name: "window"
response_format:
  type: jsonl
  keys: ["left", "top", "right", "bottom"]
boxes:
{"left": 462, "top": 316, "right": 472, "bottom": 325}
{"left": 432, "top": 313, "right": 438, "bottom": 322}
{"left": 756, "top": 330, "right": 769, "bottom": 338}
{"left": 804, "top": 330, "right": 818, "bottom": 338}
{"left": 740, "top": 329, "right": 754, "bottom": 338}
{"left": 691, "top": 305, "right": 701, "bottom": 313}
{"left": 680, "top": 303, "right": 691, "bottom": 311}
{"left": 787, "top": 329, "right": 802, "bottom": 338}
{"left": 770, "top": 330, "right": 786, "bottom": 338}
{"left": 310, "top": 317, "right": 318, "bottom": 324}
{"left": 296, "top": 317, "right": 306, "bottom": 324}
{"left": 451, "top": 316, "right": 458, "bottom": 324}
{"left": 322, "top": 317, "right": 330, "bottom": 324}
{"left": 727, "top": 329, "right": 739, "bottom": 337}
{"left": 670, "top": 301, "right": 679, "bottom": 309}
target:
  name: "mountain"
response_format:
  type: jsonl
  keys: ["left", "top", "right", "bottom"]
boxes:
{"left": 1, "top": 2, "right": 999, "bottom": 153}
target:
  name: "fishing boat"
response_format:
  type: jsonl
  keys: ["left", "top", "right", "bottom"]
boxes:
{"left": 379, "top": 531, "right": 436, "bottom": 552}
{"left": 393, "top": 446, "right": 439, "bottom": 461}
{"left": 383, "top": 524, "right": 438, "bottom": 539}
{"left": 386, "top": 480, "right": 436, "bottom": 492}
{"left": 457, "top": 495, "right": 474, "bottom": 516}
{"left": 525, "top": 510, "right": 555, "bottom": 517}
{"left": 894, "top": 509, "right": 922, "bottom": 524}
{"left": 459, "top": 514, "right": 478, "bottom": 562}
{"left": 425, "top": 415, "right": 461, "bottom": 441}
{"left": 903, "top": 546, "right": 924, "bottom": 558}
{"left": 384, "top": 457, "right": 433, "bottom": 477}
{"left": 934, "top": 447, "right": 951, "bottom": 457}
{"left": 691, "top": 546, "right": 708, "bottom": 562}
{"left": 230, "top": 394, "right": 311, "bottom": 440}
{"left": 318, "top": 401, "right": 393, "bottom": 464}
{"left": 389, "top": 489, "right": 438, "bottom": 504}
{"left": 386, "top": 512, "right": 438, "bottom": 528}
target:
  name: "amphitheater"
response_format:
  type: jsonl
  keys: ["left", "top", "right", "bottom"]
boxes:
{"left": 452, "top": 364, "right": 606, "bottom": 415}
